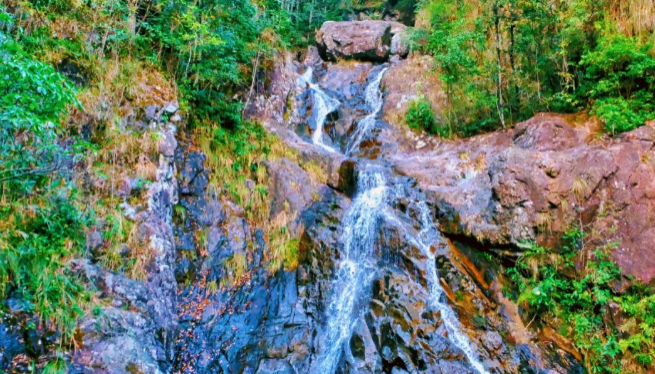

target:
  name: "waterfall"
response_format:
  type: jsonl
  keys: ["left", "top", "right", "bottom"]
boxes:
{"left": 317, "top": 64, "right": 488, "bottom": 374}
{"left": 346, "top": 67, "right": 388, "bottom": 155}
{"left": 317, "top": 166, "right": 387, "bottom": 374}
{"left": 300, "top": 68, "right": 340, "bottom": 153}
{"left": 384, "top": 202, "right": 490, "bottom": 374}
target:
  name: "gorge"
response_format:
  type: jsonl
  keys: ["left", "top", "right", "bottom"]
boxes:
{"left": 2, "top": 2, "right": 655, "bottom": 374}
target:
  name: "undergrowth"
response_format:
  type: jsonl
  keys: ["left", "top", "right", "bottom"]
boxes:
{"left": 405, "top": 95, "right": 449, "bottom": 137}
{"left": 1, "top": 9, "right": 91, "bottom": 349}
{"left": 0, "top": 187, "right": 91, "bottom": 343}
{"left": 508, "top": 228, "right": 655, "bottom": 373}
{"left": 195, "top": 120, "right": 322, "bottom": 275}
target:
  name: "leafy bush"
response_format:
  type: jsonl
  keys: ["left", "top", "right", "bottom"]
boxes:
{"left": 0, "top": 22, "right": 79, "bottom": 190}
{"left": 0, "top": 190, "right": 90, "bottom": 341}
{"left": 592, "top": 96, "right": 654, "bottom": 134}
{"left": 1, "top": 9, "right": 89, "bottom": 345}
{"left": 580, "top": 33, "right": 655, "bottom": 134}
{"left": 508, "top": 229, "right": 655, "bottom": 373}
{"left": 406, "top": 96, "right": 449, "bottom": 137}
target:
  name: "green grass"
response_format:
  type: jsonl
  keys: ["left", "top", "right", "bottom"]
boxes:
{"left": 0, "top": 188, "right": 91, "bottom": 342}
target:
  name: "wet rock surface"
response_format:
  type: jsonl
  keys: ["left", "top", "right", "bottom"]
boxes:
{"left": 239, "top": 49, "right": 586, "bottom": 373}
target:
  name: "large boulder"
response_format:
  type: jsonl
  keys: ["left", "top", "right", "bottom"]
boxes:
{"left": 316, "top": 21, "right": 393, "bottom": 62}
{"left": 390, "top": 114, "right": 655, "bottom": 286}
{"left": 389, "top": 22, "right": 409, "bottom": 57}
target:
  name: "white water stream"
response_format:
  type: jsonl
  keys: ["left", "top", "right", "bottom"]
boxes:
{"left": 316, "top": 167, "right": 388, "bottom": 373}
{"left": 300, "top": 68, "right": 340, "bottom": 153}
{"left": 385, "top": 202, "right": 490, "bottom": 374}
{"left": 346, "top": 67, "right": 388, "bottom": 155}
{"left": 316, "top": 65, "right": 489, "bottom": 374}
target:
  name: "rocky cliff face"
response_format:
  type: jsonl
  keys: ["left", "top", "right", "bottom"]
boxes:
{"left": 6, "top": 19, "right": 654, "bottom": 374}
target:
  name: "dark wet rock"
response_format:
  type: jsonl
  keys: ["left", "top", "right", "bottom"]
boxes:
{"left": 178, "top": 151, "right": 208, "bottom": 196}
{"left": 337, "top": 159, "right": 358, "bottom": 195}
{"left": 317, "top": 21, "right": 392, "bottom": 62}
{"left": 171, "top": 187, "right": 349, "bottom": 374}
{"left": 382, "top": 0, "right": 418, "bottom": 26}
{"left": 0, "top": 312, "right": 27, "bottom": 372}
{"left": 57, "top": 57, "right": 89, "bottom": 86}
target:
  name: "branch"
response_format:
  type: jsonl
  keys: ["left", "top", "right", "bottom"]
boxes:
{"left": 0, "top": 163, "right": 62, "bottom": 183}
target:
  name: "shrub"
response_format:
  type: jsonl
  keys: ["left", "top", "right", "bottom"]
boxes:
{"left": 0, "top": 191, "right": 90, "bottom": 341}
{"left": 508, "top": 228, "right": 655, "bottom": 373}
{"left": 0, "top": 10, "right": 89, "bottom": 345}
{"left": 592, "top": 96, "right": 653, "bottom": 134}
{"left": 0, "top": 24, "right": 79, "bottom": 190}
{"left": 581, "top": 33, "right": 655, "bottom": 134}
{"left": 406, "top": 96, "right": 449, "bottom": 137}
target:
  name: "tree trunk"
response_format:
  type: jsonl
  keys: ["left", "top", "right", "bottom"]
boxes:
{"left": 493, "top": 2, "right": 506, "bottom": 128}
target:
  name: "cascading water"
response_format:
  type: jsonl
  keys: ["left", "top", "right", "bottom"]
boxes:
{"left": 380, "top": 199, "right": 490, "bottom": 374}
{"left": 346, "top": 67, "right": 388, "bottom": 155}
{"left": 412, "top": 203, "right": 489, "bottom": 374}
{"left": 300, "top": 68, "right": 340, "bottom": 153}
{"left": 318, "top": 63, "right": 489, "bottom": 374}
{"left": 316, "top": 166, "right": 387, "bottom": 374}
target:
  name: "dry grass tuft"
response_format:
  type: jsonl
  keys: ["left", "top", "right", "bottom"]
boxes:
{"left": 300, "top": 160, "right": 328, "bottom": 185}
{"left": 571, "top": 177, "right": 591, "bottom": 203}
{"left": 536, "top": 212, "right": 553, "bottom": 233}
{"left": 220, "top": 254, "right": 248, "bottom": 288}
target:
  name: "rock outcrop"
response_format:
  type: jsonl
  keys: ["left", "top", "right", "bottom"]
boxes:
{"left": 316, "top": 21, "right": 408, "bottom": 62}
{"left": 391, "top": 114, "right": 655, "bottom": 286}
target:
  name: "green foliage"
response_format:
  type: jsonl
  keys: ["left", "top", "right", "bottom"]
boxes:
{"left": 405, "top": 96, "right": 449, "bottom": 137}
{"left": 415, "top": 0, "right": 655, "bottom": 136}
{"left": 580, "top": 33, "right": 655, "bottom": 134}
{"left": 1, "top": 7, "right": 90, "bottom": 351}
{"left": 0, "top": 19, "right": 79, "bottom": 189}
{"left": 0, "top": 188, "right": 90, "bottom": 341}
{"left": 509, "top": 228, "right": 655, "bottom": 373}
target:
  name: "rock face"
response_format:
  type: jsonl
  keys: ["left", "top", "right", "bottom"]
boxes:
{"left": 71, "top": 124, "right": 180, "bottom": 374}
{"left": 25, "top": 19, "right": 654, "bottom": 374}
{"left": 391, "top": 114, "right": 655, "bottom": 286}
{"left": 316, "top": 21, "right": 408, "bottom": 62}
{"left": 242, "top": 49, "right": 584, "bottom": 373}
{"left": 317, "top": 21, "right": 391, "bottom": 62}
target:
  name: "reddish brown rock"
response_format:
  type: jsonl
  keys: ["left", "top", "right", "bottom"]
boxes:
{"left": 382, "top": 56, "right": 446, "bottom": 126}
{"left": 316, "top": 21, "right": 392, "bottom": 62}
{"left": 391, "top": 114, "right": 655, "bottom": 285}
